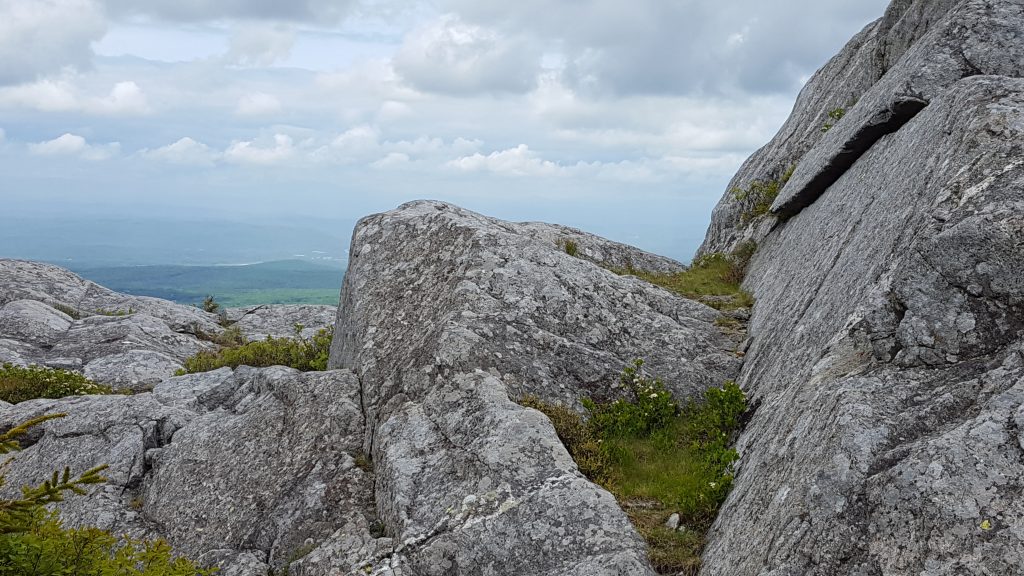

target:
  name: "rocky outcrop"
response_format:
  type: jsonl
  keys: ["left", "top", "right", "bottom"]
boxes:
{"left": 0, "top": 259, "right": 336, "bottom": 387}
{"left": 329, "top": 200, "right": 742, "bottom": 574}
{"left": 697, "top": 1, "right": 1024, "bottom": 574}
{"left": 0, "top": 206, "right": 740, "bottom": 575}
{"left": 0, "top": 366, "right": 374, "bottom": 575}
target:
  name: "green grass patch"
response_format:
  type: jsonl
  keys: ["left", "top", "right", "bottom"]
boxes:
{"left": 177, "top": 327, "right": 333, "bottom": 374}
{"left": 0, "top": 364, "right": 112, "bottom": 404}
{"left": 522, "top": 360, "right": 748, "bottom": 574}
{"left": 610, "top": 242, "right": 756, "bottom": 311}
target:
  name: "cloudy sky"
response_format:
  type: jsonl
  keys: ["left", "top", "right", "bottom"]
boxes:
{"left": 0, "top": 0, "right": 888, "bottom": 261}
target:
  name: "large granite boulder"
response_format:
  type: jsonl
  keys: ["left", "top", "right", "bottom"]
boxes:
{"left": 329, "top": 200, "right": 743, "bottom": 575}
{"left": 697, "top": 0, "right": 1024, "bottom": 574}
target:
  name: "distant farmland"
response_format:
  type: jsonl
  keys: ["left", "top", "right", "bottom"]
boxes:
{"left": 71, "top": 260, "right": 344, "bottom": 308}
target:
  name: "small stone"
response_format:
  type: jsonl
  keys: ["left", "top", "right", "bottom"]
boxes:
{"left": 665, "top": 513, "right": 680, "bottom": 531}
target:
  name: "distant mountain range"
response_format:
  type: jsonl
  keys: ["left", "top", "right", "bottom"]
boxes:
{"left": 69, "top": 260, "right": 344, "bottom": 308}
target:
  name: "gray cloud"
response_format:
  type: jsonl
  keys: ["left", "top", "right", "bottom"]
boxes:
{"left": 100, "top": 0, "right": 359, "bottom": 24}
{"left": 0, "top": 0, "right": 106, "bottom": 85}
{"left": 393, "top": 15, "right": 543, "bottom": 95}
{"left": 445, "top": 0, "right": 889, "bottom": 96}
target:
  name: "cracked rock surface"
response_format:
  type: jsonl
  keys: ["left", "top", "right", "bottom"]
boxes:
{"left": 0, "top": 366, "right": 373, "bottom": 575}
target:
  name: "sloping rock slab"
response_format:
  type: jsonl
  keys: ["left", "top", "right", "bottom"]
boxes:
{"left": 700, "top": 74, "right": 1024, "bottom": 575}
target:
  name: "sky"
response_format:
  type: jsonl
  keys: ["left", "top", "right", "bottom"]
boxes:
{"left": 0, "top": 0, "right": 889, "bottom": 263}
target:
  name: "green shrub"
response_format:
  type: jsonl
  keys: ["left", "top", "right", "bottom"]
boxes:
{"left": 0, "top": 364, "right": 112, "bottom": 404}
{"left": 525, "top": 361, "right": 749, "bottom": 573}
{"left": 201, "top": 296, "right": 220, "bottom": 314}
{"left": 178, "top": 327, "right": 333, "bottom": 374}
{"left": 583, "top": 360, "right": 677, "bottom": 438}
{"left": 0, "top": 415, "right": 210, "bottom": 575}
{"left": 731, "top": 165, "right": 795, "bottom": 223}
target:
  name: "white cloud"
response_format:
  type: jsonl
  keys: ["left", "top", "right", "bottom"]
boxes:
{"left": 394, "top": 14, "right": 542, "bottom": 95}
{"left": 447, "top": 144, "right": 561, "bottom": 177}
{"left": 370, "top": 152, "right": 410, "bottom": 169}
{"left": 29, "top": 133, "right": 120, "bottom": 160}
{"left": 236, "top": 92, "right": 282, "bottom": 116}
{"left": 224, "top": 133, "right": 295, "bottom": 165}
{"left": 0, "top": 0, "right": 106, "bottom": 86}
{"left": 141, "top": 137, "right": 217, "bottom": 166}
{"left": 225, "top": 23, "right": 295, "bottom": 67}
{"left": 0, "top": 78, "right": 149, "bottom": 115}
{"left": 93, "top": 81, "right": 150, "bottom": 114}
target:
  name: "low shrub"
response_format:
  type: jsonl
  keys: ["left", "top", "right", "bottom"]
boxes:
{"left": 731, "top": 165, "right": 794, "bottom": 223}
{"left": 201, "top": 296, "right": 220, "bottom": 314}
{"left": 0, "top": 364, "right": 112, "bottom": 404}
{"left": 561, "top": 239, "right": 580, "bottom": 257}
{"left": 0, "top": 415, "right": 210, "bottom": 575}
{"left": 178, "top": 327, "right": 333, "bottom": 374}
{"left": 524, "top": 360, "right": 749, "bottom": 573}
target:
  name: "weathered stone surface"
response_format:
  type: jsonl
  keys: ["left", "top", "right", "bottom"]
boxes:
{"left": 83, "top": 350, "right": 184, "bottom": 391}
{"left": 332, "top": 201, "right": 741, "bottom": 413}
{"left": 697, "top": 2, "right": 1024, "bottom": 572}
{"left": 0, "top": 299, "right": 72, "bottom": 347}
{"left": 0, "top": 366, "right": 373, "bottom": 574}
{"left": 225, "top": 304, "right": 336, "bottom": 340}
{"left": 330, "top": 200, "right": 743, "bottom": 575}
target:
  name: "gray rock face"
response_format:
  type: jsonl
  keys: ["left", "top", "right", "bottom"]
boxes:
{"left": 330, "top": 200, "right": 742, "bottom": 575}
{"left": 0, "top": 300, "right": 73, "bottom": 347}
{"left": 697, "top": 1, "right": 1024, "bottom": 574}
{"left": 225, "top": 304, "right": 336, "bottom": 340}
{"left": 0, "top": 366, "right": 372, "bottom": 574}
{"left": 83, "top": 350, "right": 184, "bottom": 391}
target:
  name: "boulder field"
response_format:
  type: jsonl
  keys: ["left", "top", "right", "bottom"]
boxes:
{"left": 2, "top": 0, "right": 1023, "bottom": 574}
